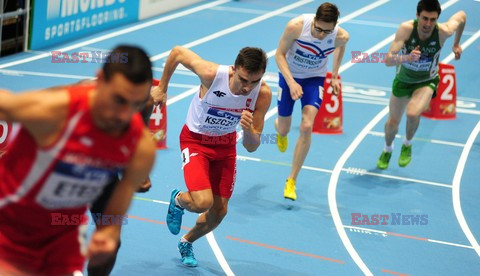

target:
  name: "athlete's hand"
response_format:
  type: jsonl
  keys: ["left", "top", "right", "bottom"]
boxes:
{"left": 240, "top": 110, "right": 254, "bottom": 131}
{"left": 452, "top": 44, "right": 462, "bottom": 60}
{"left": 408, "top": 45, "right": 421, "bottom": 62}
{"left": 151, "top": 84, "right": 167, "bottom": 108}
{"left": 136, "top": 176, "right": 152, "bottom": 193}
{"left": 288, "top": 81, "right": 303, "bottom": 100}
{"left": 87, "top": 228, "right": 119, "bottom": 266}
{"left": 331, "top": 75, "right": 341, "bottom": 96}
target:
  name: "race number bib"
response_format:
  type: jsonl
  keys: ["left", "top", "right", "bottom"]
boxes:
{"left": 36, "top": 161, "right": 114, "bottom": 209}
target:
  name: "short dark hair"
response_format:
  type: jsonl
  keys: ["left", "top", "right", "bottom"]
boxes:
{"left": 103, "top": 45, "right": 152, "bottom": 84}
{"left": 315, "top": 2, "right": 340, "bottom": 25}
{"left": 234, "top": 47, "right": 267, "bottom": 74}
{"left": 417, "top": 0, "right": 441, "bottom": 16}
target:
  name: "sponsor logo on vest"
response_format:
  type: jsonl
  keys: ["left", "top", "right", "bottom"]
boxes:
{"left": 213, "top": 90, "right": 226, "bottom": 97}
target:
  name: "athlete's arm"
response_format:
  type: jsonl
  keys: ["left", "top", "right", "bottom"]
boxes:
{"left": 152, "top": 46, "right": 218, "bottom": 106}
{"left": 88, "top": 129, "right": 156, "bottom": 265}
{"left": 439, "top": 11, "right": 466, "bottom": 60}
{"left": 0, "top": 88, "right": 69, "bottom": 146}
{"left": 385, "top": 21, "right": 418, "bottom": 67}
{"left": 331, "top": 27, "right": 349, "bottom": 95}
{"left": 241, "top": 81, "right": 272, "bottom": 152}
{"left": 275, "top": 16, "right": 304, "bottom": 100}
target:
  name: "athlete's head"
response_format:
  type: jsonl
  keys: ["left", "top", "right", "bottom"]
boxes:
{"left": 95, "top": 45, "right": 152, "bottom": 133}
{"left": 313, "top": 2, "right": 339, "bottom": 40}
{"left": 416, "top": 0, "right": 441, "bottom": 35}
{"left": 232, "top": 47, "right": 267, "bottom": 96}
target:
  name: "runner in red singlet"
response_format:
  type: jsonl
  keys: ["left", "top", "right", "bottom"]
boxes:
{"left": 0, "top": 45, "right": 156, "bottom": 275}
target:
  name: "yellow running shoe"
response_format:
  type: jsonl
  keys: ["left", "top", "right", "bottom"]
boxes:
{"left": 283, "top": 178, "right": 296, "bottom": 201}
{"left": 277, "top": 133, "right": 288, "bottom": 153}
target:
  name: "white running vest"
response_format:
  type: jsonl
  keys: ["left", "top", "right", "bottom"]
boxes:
{"left": 286, "top": 14, "right": 338, "bottom": 79}
{"left": 185, "top": 65, "right": 261, "bottom": 136}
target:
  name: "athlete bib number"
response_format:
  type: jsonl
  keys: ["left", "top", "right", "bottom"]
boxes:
{"left": 36, "top": 162, "right": 112, "bottom": 209}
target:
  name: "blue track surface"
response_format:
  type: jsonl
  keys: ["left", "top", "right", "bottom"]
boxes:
{"left": 1, "top": 0, "right": 479, "bottom": 275}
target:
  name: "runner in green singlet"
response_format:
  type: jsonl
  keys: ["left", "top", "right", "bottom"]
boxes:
{"left": 377, "top": 0, "right": 466, "bottom": 169}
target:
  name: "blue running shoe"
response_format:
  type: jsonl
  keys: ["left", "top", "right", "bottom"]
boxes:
{"left": 178, "top": 241, "right": 198, "bottom": 267}
{"left": 167, "top": 189, "right": 184, "bottom": 235}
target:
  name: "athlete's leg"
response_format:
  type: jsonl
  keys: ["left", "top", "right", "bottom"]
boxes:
{"left": 176, "top": 151, "right": 214, "bottom": 213}
{"left": 88, "top": 176, "right": 121, "bottom": 276}
{"left": 397, "top": 86, "right": 434, "bottom": 167}
{"left": 405, "top": 86, "right": 434, "bottom": 140}
{"left": 276, "top": 73, "right": 295, "bottom": 152}
{"left": 178, "top": 153, "right": 234, "bottom": 218}
{"left": 289, "top": 105, "right": 318, "bottom": 180}
{"left": 177, "top": 189, "right": 214, "bottom": 213}
{"left": 275, "top": 116, "right": 292, "bottom": 137}
{"left": 183, "top": 195, "right": 229, "bottom": 243}
{"left": 385, "top": 95, "right": 409, "bottom": 147}
{"left": 176, "top": 155, "right": 234, "bottom": 267}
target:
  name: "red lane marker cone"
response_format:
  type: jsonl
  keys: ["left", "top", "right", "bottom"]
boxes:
{"left": 313, "top": 72, "right": 343, "bottom": 134}
{"left": 422, "top": 63, "right": 456, "bottom": 120}
{"left": 149, "top": 79, "right": 167, "bottom": 149}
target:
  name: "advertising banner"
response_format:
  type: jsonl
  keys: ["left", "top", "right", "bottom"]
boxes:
{"left": 30, "top": 0, "right": 139, "bottom": 49}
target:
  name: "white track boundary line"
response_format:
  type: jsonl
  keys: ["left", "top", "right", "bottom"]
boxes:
{"left": 452, "top": 120, "right": 480, "bottom": 257}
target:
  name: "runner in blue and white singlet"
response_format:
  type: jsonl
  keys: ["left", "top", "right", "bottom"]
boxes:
{"left": 274, "top": 3, "right": 349, "bottom": 201}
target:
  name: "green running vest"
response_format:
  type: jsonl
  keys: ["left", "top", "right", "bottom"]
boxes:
{"left": 396, "top": 19, "right": 442, "bottom": 83}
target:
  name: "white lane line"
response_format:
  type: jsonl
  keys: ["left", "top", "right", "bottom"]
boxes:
{"left": 442, "top": 29, "right": 480, "bottom": 64}
{"left": 206, "top": 233, "right": 235, "bottom": 276}
{"left": 133, "top": 197, "right": 234, "bottom": 276}
{"left": 236, "top": 155, "right": 451, "bottom": 188}
{"left": 344, "top": 19, "right": 399, "bottom": 28}
{"left": 0, "top": 0, "right": 231, "bottom": 69}
{"left": 368, "top": 130, "right": 466, "bottom": 147}
{"left": 150, "top": 0, "right": 315, "bottom": 62}
{"left": 452, "top": 120, "right": 480, "bottom": 257}
{"left": 166, "top": 87, "right": 198, "bottom": 106}
{"left": 0, "top": 69, "right": 93, "bottom": 80}
{"left": 328, "top": 106, "right": 389, "bottom": 276}
{"left": 344, "top": 226, "right": 474, "bottom": 250}
{"left": 347, "top": 169, "right": 452, "bottom": 188}
{"left": 152, "top": 199, "right": 169, "bottom": 205}
{"left": 343, "top": 98, "right": 388, "bottom": 106}
{"left": 209, "top": 6, "right": 297, "bottom": 18}
{"left": 337, "top": 0, "right": 390, "bottom": 25}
